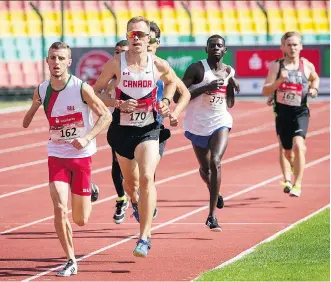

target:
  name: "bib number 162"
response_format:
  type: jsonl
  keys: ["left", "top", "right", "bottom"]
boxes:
{"left": 60, "top": 127, "right": 77, "bottom": 138}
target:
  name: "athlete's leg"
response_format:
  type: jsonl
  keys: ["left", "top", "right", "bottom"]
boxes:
{"left": 278, "top": 136, "right": 292, "bottom": 182}
{"left": 192, "top": 145, "right": 211, "bottom": 191}
{"left": 50, "top": 181, "right": 75, "bottom": 261}
{"left": 48, "top": 157, "right": 75, "bottom": 261}
{"left": 134, "top": 140, "right": 160, "bottom": 240}
{"left": 115, "top": 153, "right": 140, "bottom": 204}
{"left": 208, "top": 128, "right": 229, "bottom": 217}
{"left": 292, "top": 136, "right": 306, "bottom": 186}
{"left": 112, "top": 147, "right": 125, "bottom": 198}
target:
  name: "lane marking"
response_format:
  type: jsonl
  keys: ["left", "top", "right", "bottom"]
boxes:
{"left": 21, "top": 155, "right": 329, "bottom": 281}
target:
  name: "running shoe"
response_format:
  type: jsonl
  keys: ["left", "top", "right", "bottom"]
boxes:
{"left": 131, "top": 202, "right": 140, "bottom": 222}
{"left": 91, "top": 182, "right": 99, "bottom": 203}
{"left": 205, "top": 216, "right": 222, "bottom": 232}
{"left": 281, "top": 180, "right": 292, "bottom": 193}
{"left": 217, "top": 195, "right": 224, "bottom": 209}
{"left": 133, "top": 239, "right": 149, "bottom": 257}
{"left": 113, "top": 199, "right": 129, "bottom": 224}
{"left": 131, "top": 202, "right": 157, "bottom": 222}
{"left": 56, "top": 259, "right": 77, "bottom": 277}
{"left": 289, "top": 185, "right": 301, "bottom": 197}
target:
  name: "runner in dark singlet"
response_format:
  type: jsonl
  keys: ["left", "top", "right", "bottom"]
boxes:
{"left": 263, "top": 31, "right": 319, "bottom": 197}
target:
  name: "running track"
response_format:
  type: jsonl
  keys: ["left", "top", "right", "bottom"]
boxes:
{"left": 0, "top": 101, "right": 329, "bottom": 281}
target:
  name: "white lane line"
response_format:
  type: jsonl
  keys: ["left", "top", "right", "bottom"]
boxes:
{"left": 0, "top": 142, "right": 280, "bottom": 232}
{"left": 192, "top": 204, "right": 330, "bottom": 281}
{"left": 21, "top": 154, "right": 329, "bottom": 281}
{"left": 0, "top": 222, "right": 290, "bottom": 226}
{"left": 0, "top": 121, "right": 275, "bottom": 171}
{"left": 0, "top": 127, "right": 49, "bottom": 140}
{"left": 0, "top": 126, "right": 329, "bottom": 199}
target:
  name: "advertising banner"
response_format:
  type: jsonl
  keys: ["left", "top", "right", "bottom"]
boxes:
{"left": 235, "top": 49, "right": 321, "bottom": 77}
{"left": 157, "top": 49, "right": 233, "bottom": 78}
{"left": 324, "top": 48, "right": 330, "bottom": 77}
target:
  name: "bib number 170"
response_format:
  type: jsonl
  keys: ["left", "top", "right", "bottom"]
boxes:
{"left": 130, "top": 112, "right": 147, "bottom": 121}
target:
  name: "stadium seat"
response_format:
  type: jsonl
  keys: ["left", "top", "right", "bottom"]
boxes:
{"left": 0, "top": 20, "right": 11, "bottom": 36}
{"left": 90, "top": 36, "right": 106, "bottom": 47}
{"left": 74, "top": 37, "right": 90, "bottom": 47}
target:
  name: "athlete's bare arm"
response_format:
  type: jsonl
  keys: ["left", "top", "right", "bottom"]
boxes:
{"left": 154, "top": 57, "right": 176, "bottom": 117}
{"left": 95, "top": 79, "right": 117, "bottom": 108}
{"left": 262, "top": 61, "right": 287, "bottom": 95}
{"left": 171, "top": 69, "right": 190, "bottom": 116}
{"left": 70, "top": 83, "right": 112, "bottom": 150}
{"left": 22, "top": 88, "right": 42, "bottom": 128}
{"left": 305, "top": 60, "right": 319, "bottom": 98}
{"left": 93, "top": 57, "right": 119, "bottom": 95}
{"left": 93, "top": 56, "right": 137, "bottom": 112}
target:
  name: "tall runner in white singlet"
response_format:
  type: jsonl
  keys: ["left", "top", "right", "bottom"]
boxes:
{"left": 176, "top": 35, "right": 239, "bottom": 231}
{"left": 263, "top": 31, "right": 319, "bottom": 197}
{"left": 22, "top": 42, "right": 112, "bottom": 277}
{"left": 93, "top": 16, "right": 189, "bottom": 258}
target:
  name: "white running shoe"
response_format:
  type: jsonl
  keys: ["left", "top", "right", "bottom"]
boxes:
{"left": 56, "top": 259, "right": 78, "bottom": 277}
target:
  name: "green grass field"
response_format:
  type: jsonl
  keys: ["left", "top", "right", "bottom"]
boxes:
{"left": 198, "top": 207, "right": 330, "bottom": 281}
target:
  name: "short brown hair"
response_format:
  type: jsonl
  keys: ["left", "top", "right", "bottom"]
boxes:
{"left": 48, "top": 42, "right": 71, "bottom": 58}
{"left": 127, "top": 16, "right": 150, "bottom": 32}
{"left": 281, "top": 32, "right": 301, "bottom": 44}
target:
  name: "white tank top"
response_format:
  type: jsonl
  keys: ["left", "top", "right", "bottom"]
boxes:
{"left": 117, "top": 52, "right": 156, "bottom": 98}
{"left": 39, "top": 75, "right": 97, "bottom": 158}
{"left": 183, "top": 59, "right": 234, "bottom": 136}
{"left": 114, "top": 52, "right": 157, "bottom": 127}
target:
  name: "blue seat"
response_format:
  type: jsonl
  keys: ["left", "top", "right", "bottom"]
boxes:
{"left": 90, "top": 36, "right": 106, "bottom": 47}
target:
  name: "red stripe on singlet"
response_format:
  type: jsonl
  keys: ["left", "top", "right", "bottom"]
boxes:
{"left": 46, "top": 90, "right": 60, "bottom": 119}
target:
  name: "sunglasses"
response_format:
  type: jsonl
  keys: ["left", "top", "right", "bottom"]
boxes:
{"left": 127, "top": 31, "right": 149, "bottom": 39}
{"left": 149, "top": 38, "right": 160, "bottom": 44}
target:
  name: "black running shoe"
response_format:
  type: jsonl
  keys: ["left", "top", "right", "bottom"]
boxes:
{"left": 217, "top": 195, "right": 224, "bottom": 209}
{"left": 91, "top": 182, "right": 99, "bottom": 202}
{"left": 205, "top": 216, "right": 222, "bottom": 232}
{"left": 113, "top": 199, "right": 129, "bottom": 224}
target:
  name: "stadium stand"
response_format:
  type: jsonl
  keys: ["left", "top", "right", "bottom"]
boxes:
{"left": 0, "top": 0, "right": 329, "bottom": 88}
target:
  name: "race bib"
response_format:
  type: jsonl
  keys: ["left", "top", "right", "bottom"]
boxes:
{"left": 276, "top": 82, "right": 303, "bottom": 107}
{"left": 49, "top": 112, "right": 85, "bottom": 143}
{"left": 120, "top": 97, "right": 155, "bottom": 127}
{"left": 203, "top": 87, "right": 227, "bottom": 110}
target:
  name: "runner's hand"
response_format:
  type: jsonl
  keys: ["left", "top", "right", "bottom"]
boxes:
{"left": 71, "top": 137, "right": 89, "bottom": 150}
{"left": 206, "top": 79, "right": 224, "bottom": 93}
{"left": 158, "top": 101, "right": 170, "bottom": 118}
{"left": 169, "top": 112, "right": 179, "bottom": 127}
{"left": 266, "top": 95, "right": 274, "bottom": 106}
{"left": 120, "top": 99, "right": 138, "bottom": 113}
{"left": 308, "top": 88, "right": 318, "bottom": 98}
{"left": 229, "top": 77, "right": 240, "bottom": 93}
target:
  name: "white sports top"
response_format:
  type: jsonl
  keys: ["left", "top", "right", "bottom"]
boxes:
{"left": 116, "top": 52, "right": 156, "bottom": 98}
{"left": 183, "top": 59, "right": 234, "bottom": 136}
{"left": 39, "top": 75, "right": 96, "bottom": 158}
{"left": 114, "top": 52, "right": 157, "bottom": 127}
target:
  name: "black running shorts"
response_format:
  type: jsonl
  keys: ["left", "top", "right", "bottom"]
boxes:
{"left": 275, "top": 112, "right": 309, "bottom": 150}
{"left": 107, "top": 122, "right": 163, "bottom": 160}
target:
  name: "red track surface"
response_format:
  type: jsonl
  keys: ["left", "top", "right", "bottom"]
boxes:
{"left": 0, "top": 101, "right": 329, "bottom": 281}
